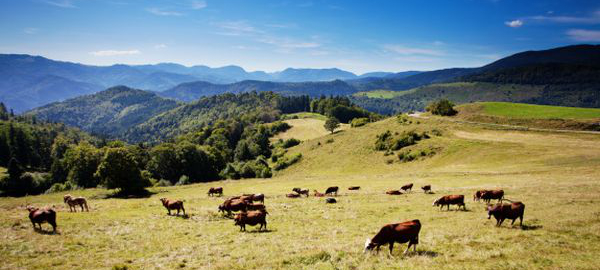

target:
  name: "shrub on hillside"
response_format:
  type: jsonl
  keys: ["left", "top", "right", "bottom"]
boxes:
{"left": 351, "top": 117, "right": 369, "bottom": 127}
{"left": 375, "top": 130, "right": 430, "bottom": 152}
{"left": 281, "top": 138, "right": 301, "bottom": 148}
{"left": 154, "top": 179, "right": 172, "bottom": 187}
{"left": 175, "top": 175, "right": 191, "bottom": 186}
{"left": 397, "top": 114, "right": 413, "bottom": 125}
{"left": 426, "top": 99, "right": 457, "bottom": 116}
{"left": 273, "top": 153, "right": 302, "bottom": 171}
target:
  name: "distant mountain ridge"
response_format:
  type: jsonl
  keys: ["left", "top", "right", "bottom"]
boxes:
{"left": 0, "top": 54, "right": 393, "bottom": 112}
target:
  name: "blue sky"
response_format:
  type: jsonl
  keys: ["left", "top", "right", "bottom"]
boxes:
{"left": 1, "top": 0, "right": 599, "bottom": 74}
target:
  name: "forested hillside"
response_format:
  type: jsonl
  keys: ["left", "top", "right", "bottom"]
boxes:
{"left": 28, "top": 86, "right": 180, "bottom": 138}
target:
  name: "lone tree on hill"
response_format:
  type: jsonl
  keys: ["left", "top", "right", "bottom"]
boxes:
{"left": 324, "top": 117, "right": 340, "bottom": 134}
{"left": 426, "top": 99, "right": 457, "bottom": 116}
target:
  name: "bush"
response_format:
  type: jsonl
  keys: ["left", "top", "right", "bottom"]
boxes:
{"left": 351, "top": 117, "right": 369, "bottom": 128}
{"left": 154, "top": 179, "right": 172, "bottom": 187}
{"left": 95, "top": 147, "right": 146, "bottom": 195}
{"left": 45, "top": 181, "right": 76, "bottom": 194}
{"left": 426, "top": 99, "right": 457, "bottom": 116}
{"left": 175, "top": 175, "right": 191, "bottom": 186}
{"left": 274, "top": 153, "right": 302, "bottom": 171}
{"left": 269, "top": 121, "right": 292, "bottom": 135}
{"left": 397, "top": 114, "right": 412, "bottom": 125}
{"left": 281, "top": 138, "right": 301, "bottom": 148}
{"left": 375, "top": 130, "right": 429, "bottom": 152}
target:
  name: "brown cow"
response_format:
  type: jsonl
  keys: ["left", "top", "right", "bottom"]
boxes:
{"left": 400, "top": 183, "right": 413, "bottom": 192}
{"left": 386, "top": 190, "right": 403, "bottom": 195}
{"left": 234, "top": 210, "right": 268, "bottom": 231}
{"left": 208, "top": 187, "right": 223, "bottom": 196}
{"left": 246, "top": 203, "right": 266, "bottom": 212}
{"left": 325, "top": 186, "right": 339, "bottom": 196}
{"left": 292, "top": 188, "right": 309, "bottom": 197}
{"left": 433, "top": 195, "right": 466, "bottom": 210}
{"left": 218, "top": 199, "right": 247, "bottom": 215}
{"left": 487, "top": 202, "right": 525, "bottom": 227}
{"left": 27, "top": 206, "right": 57, "bottom": 232}
{"left": 286, "top": 193, "right": 301, "bottom": 198}
{"left": 313, "top": 190, "right": 325, "bottom": 197}
{"left": 481, "top": 190, "right": 504, "bottom": 203}
{"left": 473, "top": 190, "right": 485, "bottom": 201}
{"left": 244, "top": 193, "right": 264, "bottom": 203}
{"left": 63, "top": 194, "right": 89, "bottom": 212}
{"left": 421, "top": 185, "right": 432, "bottom": 194}
{"left": 159, "top": 198, "right": 186, "bottom": 216}
{"left": 364, "top": 219, "right": 421, "bottom": 255}
{"left": 348, "top": 186, "right": 361, "bottom": 190}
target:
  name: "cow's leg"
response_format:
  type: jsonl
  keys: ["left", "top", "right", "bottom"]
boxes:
{"left": 176, "top": 208, "right": 180, "bottom": 216}
{"left": 403, "top": 243, "right": 411, "bottom": 255}
{"left": 498, "top": 218, "right": 505, "bottom": 226}
{"left": 447, "top": 204, "right": 450, "bottom": 211}
{"left": 388, "top": 242, "right": 394, "bottom": 256}
{"left": 30, "top": 220, "right": 36, "bottom": 229}
{"left": 511, "top": 218, "right": 516, "bottom": 225}
{"left": 519, "top": 215, "right": 523, "bottom": 226}
{"left": 80, "top": 204, "right": 84, "bottom": 212}
{"left": 167, "top": 209, "right": 171, "bottom": 215}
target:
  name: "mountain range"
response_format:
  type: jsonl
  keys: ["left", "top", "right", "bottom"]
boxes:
{"left": 0, "top": 54, "right": 401, "bottom": 112}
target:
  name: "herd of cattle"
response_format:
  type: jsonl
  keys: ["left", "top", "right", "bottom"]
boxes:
{"left": 24, "top": 184, "right": 525, "bottom": 255}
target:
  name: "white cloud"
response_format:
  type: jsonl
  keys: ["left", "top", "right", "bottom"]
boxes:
{"left": 42, "top": 0, "right": 75, "bottom": 8}
{"left": 505, "top": 20, "right": 523, "bottom": 28}
{"left": 566, "top": 29, "right": 600, "bottom": 42}
{"left": 154, "top": 44, "right": 167, "bottom": 49}
{"left": 147, "top": 7, "right": 182, "bottom": 16}
{"left": 191, "top": 0, "right": 207, "bottom": 10}
{"left": 90, "top": 50, "right": 141, "bottom": 56}
{"left": 382, "top": 45, "right": 444, "bottom": 56}
{"left": 24, "top": 28, "right": 39, "bottom": 34}
{"left": 215, "top": 21, "right": 263, "bottom": 36}
{"left": 527, "top": 10, "right": 600, "bottom": 24}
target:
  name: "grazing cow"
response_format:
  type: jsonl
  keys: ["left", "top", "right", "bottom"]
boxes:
{"left": 400, "top": 183, "right": 413, "bottom": 192}
{"left": 247, "top": 193, "right": 265, "bottom": 203}
{"left": 386, "top": 190, "right": 403, "bottom": 195}
{"left": 234, "top": 210, "right": 268, "bottom": 232}
{"left": 487, "top": 202, "right": 525, "bottom": 227}
{"left": 473, "top": 190, "right": 485, "bottom": 201}
{"left": 218, "top": 199, "right": 247, "bottom": 215}
{"left": 364, "top": 219, "right": 421, "bottom": 255}
{"left": 433, "top": 195, "right": 466, "bottom": 210}
{"left": 292, "top": 188, "right": 309, "bottom": 197}
{"left": 239, "top": 195, "right": 254, "bottom": 202}
{"left": 326, "top": 198, "right": 337, "bottom": 204}
{"left": 245, "top": 203, "right": 266, "bottom": 212}
{"left": 481, "top": 190, "right": 504, "bottom": 203}
{"left": 421, "top": 185, "right": 431, "bottom": 194}
{"left": 159, "top": 198, "right": 186, "bottom": 216}
{"left": 63, "top": 194, "right": 89, "bottom": 212}
{"left": 286, "top": 193, "right": 301, "bottom": 198}
{"left": 26, "top": 206, "right": 57, "bottom": 232}
{"left": 325, "top": 186, "right": 339, "bottom": 196}
{"left": 208, "top": 187, "right": 223, "bottom": 196}
{"left": 348, "top": 186, "right": 361, "bottom": 190}
{"left": 313, "top": 190, "right": 325, "bottom": 197}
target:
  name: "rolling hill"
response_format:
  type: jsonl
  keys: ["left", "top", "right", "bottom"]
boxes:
{"left": 27, "top": 86, "right": 180, "bottom": 137}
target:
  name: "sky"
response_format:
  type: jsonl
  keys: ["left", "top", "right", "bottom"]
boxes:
{"left": 1, "top": 0, "right": 599, "bottom": 74}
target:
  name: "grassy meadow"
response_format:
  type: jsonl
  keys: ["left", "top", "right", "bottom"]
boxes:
{"left": 352, "top": 90, "right": 408, "bottom": 99}
{"left": 467, "top": 102, "right": 600, "bottom": 119}
{"left": 2, "top": 116, "right": 600, "bottom": 270}
{"left": 273, "top": 114, "right": 349, "bottom": 142}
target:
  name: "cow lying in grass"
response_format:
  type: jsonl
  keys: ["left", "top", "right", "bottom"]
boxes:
{"left": 348, "top": 186, "right": 360, "bottom": 190}
{"left": 487, "top": 202, "right": 525, "bottom": 227}
{"left": 292, "top": 188, "right": 309, "bottom": 197}
{"left": 386, "top": 190, "right": 403, "bottom": 195}
{"left": 27, "top": 206, "right": 57, "bottom": 232}
{"left": 234, "top": 210, "right": 268, "bottom": 232}
{"left": 364, "top": 219, "right": 421, "bottom": 255}
{"left": 159, "top": 198, "right": 186, "bottom": 216}
{"left": 63, "top": 194, "right": 89, "bottom": 212}
{"left": 286, "top": 193, "right": 301, "bottom": 198}
{"left": 433, "top": 195, "right": 466, "bottom": 210}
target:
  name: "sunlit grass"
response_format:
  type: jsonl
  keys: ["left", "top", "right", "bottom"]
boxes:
{"left": 1, "top": 117, "right": 600, "bottom": 270}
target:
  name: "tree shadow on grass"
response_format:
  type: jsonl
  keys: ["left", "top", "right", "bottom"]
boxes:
{"left": 103, "top": 189, "right": 157, "bottom": 199}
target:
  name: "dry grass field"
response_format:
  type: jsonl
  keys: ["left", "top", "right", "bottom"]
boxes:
{"left": 1, "top": 116, "right": 600, "bottom": 270}
{"left": 272, "top": 115, "right": 349, "bottom": 142}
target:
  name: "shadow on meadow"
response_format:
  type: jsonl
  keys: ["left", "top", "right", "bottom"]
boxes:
{"left": 33, "top": 227, "right": 61, "bottom": 235}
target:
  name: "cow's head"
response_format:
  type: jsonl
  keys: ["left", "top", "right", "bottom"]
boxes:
{"left": 26, "top": 206, "right": 38, "bottom": 212}
{"left": 364, "top": 238, "right": 377, "bottom": 253}
{"left": 432, "top": 198, "right": 440, "bottom": 206}
{"left": 159, "top": 198, "right": 167, "bottom": 206}
{"left": 486, "top": 204, "right": 497, "bottom": 219}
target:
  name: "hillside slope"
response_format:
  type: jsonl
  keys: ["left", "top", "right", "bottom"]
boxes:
{"left": 27, "top": 86, "right": 180, "bottom": 137}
